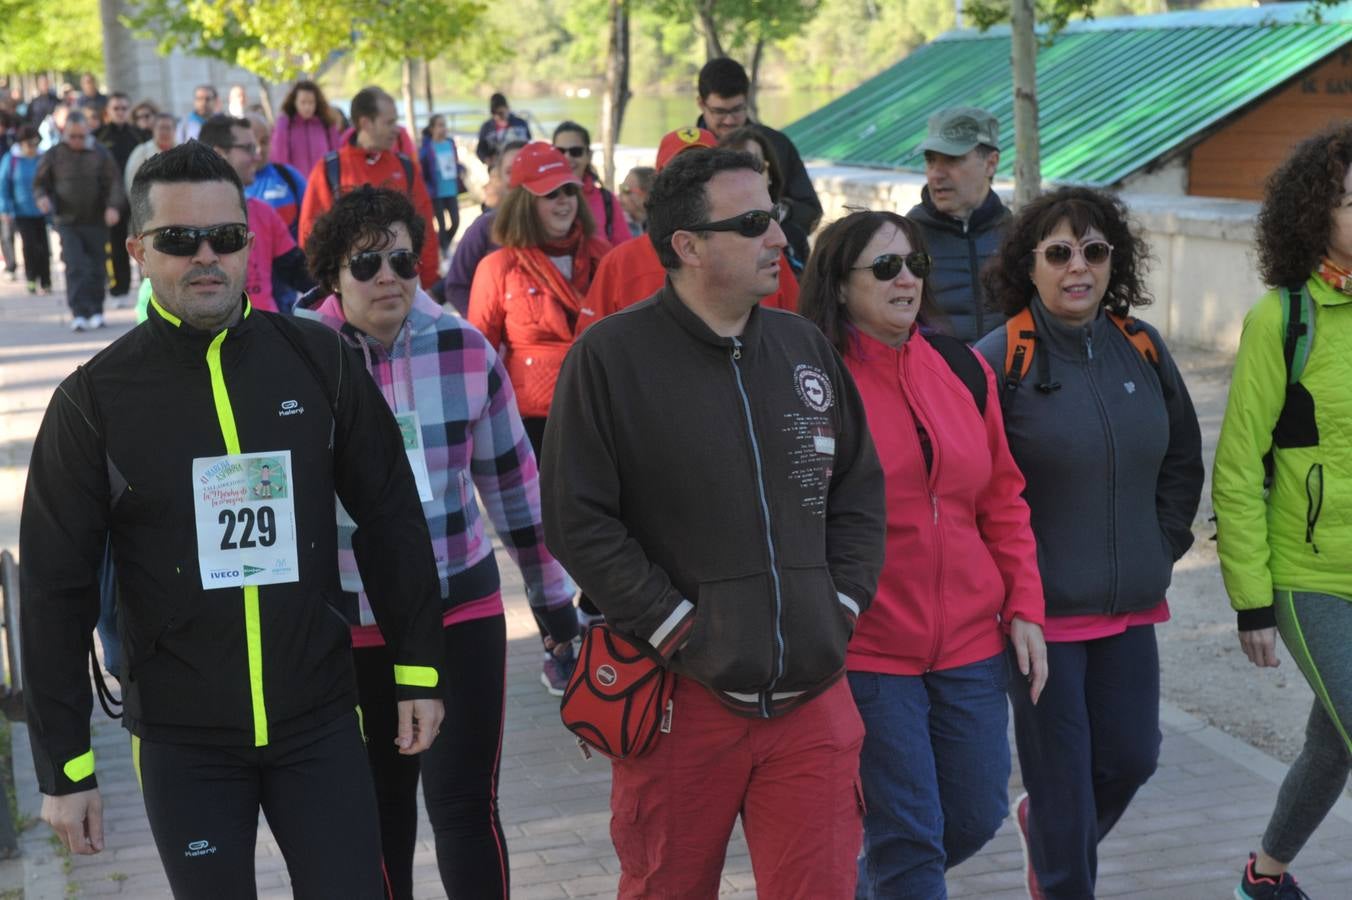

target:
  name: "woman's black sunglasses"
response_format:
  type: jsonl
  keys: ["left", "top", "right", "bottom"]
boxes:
{"left": 345, "top": 249, "right": 419, "bottom": 282}
{"left": 542, "top": 184, "right": 580, "bottom": 201}
{"left": 140, "top": 223, "right": 250, "bottom": 257}
{"left": 852, "top": 251, "right": 932, "bottom": 281}
{"left": 671, "top": 207, "right": 783, "bottom": 241}
{"left": 553, "top": 145, "right": 588, "bottom": 158}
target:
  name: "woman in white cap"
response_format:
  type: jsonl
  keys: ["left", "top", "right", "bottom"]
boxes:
{"left": 468, "top": 141, "right": 613, "bottom": 692}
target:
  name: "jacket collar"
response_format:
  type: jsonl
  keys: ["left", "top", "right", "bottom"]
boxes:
{"left": 1307, "top": 274, "right": 1352, "bottom": 308}
{"left": 1029, "top": 295, "right": 1111, "bottom": 358}
{"left": 147, "top": 293, "right": 255, "bottom": 354}
{"left": 658, "top": 278, "right": 764, "bottom": 352}
{"left": 915, "top": 186, "right": 1009, "bottom": 233}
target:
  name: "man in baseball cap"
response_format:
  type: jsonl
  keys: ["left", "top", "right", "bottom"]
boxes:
{"left": 908, "top": 105, "right": 1012, "bottom": 343}
{"left": 575, "top": 127, "right": 796, "bottom": 333}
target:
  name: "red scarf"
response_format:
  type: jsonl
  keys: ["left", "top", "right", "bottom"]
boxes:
{"left": 509, "top": 220, "right": 608, "bottom": 321}
{"left": 1317, "top": 256, "right": 1352, "bottom": 296}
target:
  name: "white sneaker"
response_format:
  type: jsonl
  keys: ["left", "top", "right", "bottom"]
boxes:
{"left": 70, "top": 316, "right": 88, "bottom": 332}
{"left": 88, "top": 313, "right": 105, "bottom": 329}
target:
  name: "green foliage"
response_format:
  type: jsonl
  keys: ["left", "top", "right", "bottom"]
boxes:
{"left": 123, "top": 0, "right": 488, "bottom": 83}
{"left": 0, "top": 0, "right": 103, "bottom": 74}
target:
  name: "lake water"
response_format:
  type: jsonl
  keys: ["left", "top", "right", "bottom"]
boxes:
{"left": 414, "top": 90, "right": 839, "bottom": 146}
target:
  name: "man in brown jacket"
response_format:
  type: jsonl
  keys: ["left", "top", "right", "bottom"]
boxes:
{"left": 34, "top": 109, "right": 123, "bottom": 330}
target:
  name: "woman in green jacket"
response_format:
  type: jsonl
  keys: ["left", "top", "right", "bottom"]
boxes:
{"left": 1215, "top": 121, "right": 1352, "bottom": 900}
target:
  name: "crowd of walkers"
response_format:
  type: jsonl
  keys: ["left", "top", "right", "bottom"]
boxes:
{"left": 11, "top": 54, "right": 1352, "bottom": 900}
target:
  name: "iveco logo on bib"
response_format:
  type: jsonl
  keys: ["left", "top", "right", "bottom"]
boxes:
{"left": 209, "top": 568, "right": 240, "bottom": 581}
{"left": 278, "top": 399, "right": 304, "bottom": 417}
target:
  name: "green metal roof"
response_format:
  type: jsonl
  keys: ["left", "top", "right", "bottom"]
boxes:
{"left": 784, "top": 2, "right": 1352, "bottom": 186}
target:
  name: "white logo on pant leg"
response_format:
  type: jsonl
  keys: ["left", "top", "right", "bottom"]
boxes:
{"left": 185, "top": 838, "right": 217, "bottom": 857}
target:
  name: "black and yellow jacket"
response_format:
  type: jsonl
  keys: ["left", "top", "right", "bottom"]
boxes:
{"left": 21, "top": 297, "right": 443, "bottom": 795}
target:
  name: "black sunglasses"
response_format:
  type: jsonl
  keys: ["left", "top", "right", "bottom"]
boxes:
{"left": 140, "top": 223, "right": 250, "bottom": 257}
{"left": 542, "top": 183, "right": 579, "bottom": 201}
{"left": 345, "top": 248, "right": 419, "bottom": 282}
{"left": 553, "top": 145, "right": 588, "bottom": 158}
{"left": 852, "top": 251, "right": 932, "bottom": 281}
{"left": 672, "top": 208, "right": 781, "bottom": 240}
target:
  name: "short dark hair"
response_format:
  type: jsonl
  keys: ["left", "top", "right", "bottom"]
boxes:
{"left": 197, "top": 114, "right": 251, "bottom": 152}
{"left": 983, "top": 185, "right": 1151, "bottom": 318}
{"left": 108, "top": 91, "right": 129, "bottom": 103}
{"left": 490, "top": 93, "right": 508, "bottom": 113}
{"left": 800, "top": 211, "right": 946, "bottom": 352}
{"left": 304, "top": 186, "right": 426, "bottom": 293}
{"left": 129, "top": 141, "right": 246, "bottom": 233}
{"left": 698, "top": 58, "right": 749, "bottom": 100}
{"left": 646, "top": 147, "right": 761, "bottom": 270}
{"left": 350, "top": 87, "right": 390, "bottom": 131}
{"left": 1257, "top": 121, "right": 1352, "bottom": 288}
{"left": 15, "top": 124, "right": 38, "bottom": 144}
{"left": 195, "top": 84, "right": 217, "bottom": 100}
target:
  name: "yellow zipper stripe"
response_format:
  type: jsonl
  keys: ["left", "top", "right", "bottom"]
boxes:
{"left": 205, "top": 329, "right": 269, "bottom": 747}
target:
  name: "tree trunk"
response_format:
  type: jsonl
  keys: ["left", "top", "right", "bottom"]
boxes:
{"left": 600, "top": 0, "right": 632, "bottom": 188}
{"left": 746, "top": 36, "right": 765, "bottom": 122}
{"left": 1010, "top": 0, "right": 1040, "bottom": 208}
{"left": 698, "top": 0, "right": 724, "bottom": 60}
{"left": 256, "top": 76, "right": 275, "bottom": 123}
{"left": 423, "top": 60, "right": 435, "bottom": 122}
{"left": 401, "top": 57, "right": 418, "bottom": 138}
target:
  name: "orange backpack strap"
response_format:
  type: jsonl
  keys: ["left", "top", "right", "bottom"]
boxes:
{"left": 1002, "top": 306, "right": 1039, "bottom": 392}
{"left": 1108, "top": 312, "right": 1160, "bottom": 367}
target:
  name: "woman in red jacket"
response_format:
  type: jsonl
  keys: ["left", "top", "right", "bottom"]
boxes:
{"left": 800, "top": 210, "right": 1047, "bottom": 900}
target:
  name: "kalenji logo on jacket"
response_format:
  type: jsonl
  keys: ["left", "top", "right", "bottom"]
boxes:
{"left": 793, "top": 364, "right": 834, "bottom": 413}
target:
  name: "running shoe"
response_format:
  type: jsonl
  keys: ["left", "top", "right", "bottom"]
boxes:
{"left": 540, "top": 643, "right": 577, "bottom": 697}
{"left": 25, "top": 281, "right": 35, "bottom": 294}
{"left": 88, "top": 313, "right": 105, "bottom": 329}
{"left": 70, "top": 316, "right": 88, "bottom": 332}
{"left": 1012, "top": 793, "right": 1045, "bottom": 900}
{"left": 4, "top": 269, "right": 16, "bottom": 282}
{"left": 1236, "top": 853, "right": 1311, "bottom": 899}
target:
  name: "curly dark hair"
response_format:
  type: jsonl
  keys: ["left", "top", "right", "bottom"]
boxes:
{"left": 281, "top": 80, "right": 337, "bottom": 128}
{"left": 304, "top": 186, "right": 425, "bottom": 293}
{"left": 983, "top": 186, "right": 1151, "bottom": 318}
{"left": 1257, "top": 122, "right": 1352, "bottom": 288}
{"left": 800, "top": 211, "right": 945, "bottom": 353}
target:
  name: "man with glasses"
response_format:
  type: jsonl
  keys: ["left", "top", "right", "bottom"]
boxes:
{"left": 908, "top": 106, "right": 1012, "bottom": 343}
{"left": 95, "top": 92, "right": 149, "bottom": 304}
{"left": 33, "top": 109, "right": 123, "bottom": 331}
{"left": 299, "top": 86, "right": 439, "bottom": 288}
{"left": 198, "top": 114, "right": 311, "bottom": 314}
{"left": 21, "top": 140, "right": 445, "bottom": 898}
{"left": 695, "top": 57, "right": 823, "bottom": 237}
{"left": 475, "top": 92, "right": 531, "bottom": 165}
{"left": 176, "top": 84, "right": 217, "bottom": 144}
{"left": 541, "top": 147, "right": 885, "bottom": 898}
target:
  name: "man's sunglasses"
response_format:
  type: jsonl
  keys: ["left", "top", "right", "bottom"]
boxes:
{"left": 852, "top": 251, "right": 932, "bottom": 281}
{"left": 1034, "top": 240, "right": 1113, "bottom": 268}
{"left": 140, "top": 223, "right": 250, "bottom": 257}
{"left": 553, "top": 145, "right": 588, "bottom": 158}
{"left": 345, "top": 248, "right": 419, "bottom": 282}
{"left": 542, "top": 183, "right": 579, "bottom": 201}
{"left": 671, "top": 207, "right": 783, "bottom": 240}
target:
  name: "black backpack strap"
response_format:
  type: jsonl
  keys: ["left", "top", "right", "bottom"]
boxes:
{"left": 276, "top": 163, "right": 303, "bottom": 204}
{"left": 927, "top": 333, "right": 986, "bottom": 416}
{"left": 323, "top": 151, "right": 341, "bottom": 197}
{"left": 600, "top": 186, "right": 615, "bottom": 242}
{"left": 397, "top": 153, "right": 415, "bottom": 191}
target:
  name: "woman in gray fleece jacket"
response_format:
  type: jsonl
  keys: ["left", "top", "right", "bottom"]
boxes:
{"left": 974, "top": 187, "right": 1203, "bottom": 900}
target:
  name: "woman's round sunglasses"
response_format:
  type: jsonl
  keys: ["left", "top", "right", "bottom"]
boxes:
{"left": 345, "top": 248, "right": 419, "bottom": 282}
{"left": 852, "top": 251, "right": 932, "bottom": 281}
{"left": 139, "top": 223, "right": 250, "bottom": 257}
{"left": 1034, "top": 240, "right": 1113, "bottom": 268}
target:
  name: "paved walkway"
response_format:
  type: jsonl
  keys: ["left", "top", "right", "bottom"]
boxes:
{"left": 2, "top": 282, "right": 1352, "bottom": 897}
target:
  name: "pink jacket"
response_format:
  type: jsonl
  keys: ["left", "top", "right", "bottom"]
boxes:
{"left": 581, "top": 173, "right": 632, "bottom": 247}
{"left": 844, "top": 328, "right": 1044, "bottom": 676}
{"left": 271, "top": 114, "right": 340, "bottom": 176}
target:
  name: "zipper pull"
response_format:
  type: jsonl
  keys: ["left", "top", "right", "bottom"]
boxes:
{"left": 931, "top": 491, "right": 939, "bottom": 524}
{"left": 731, "top": 338, "right": 742, "bottom": 361}
{"left": 1085, "top": 334, "right": 1093, "bottom": 361}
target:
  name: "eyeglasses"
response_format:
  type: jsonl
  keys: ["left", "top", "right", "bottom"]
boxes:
{"left": 542, "top": 183, "right": 579, "bottom": 201}
{"left": 140, "top": 223, "right": 251, "bottom": 256}
{"left": 852, "top": 251, "right": 932, "bottom": 281}
{"left": 345, "top": 248, "right": 419, "bottom": 282}
{"left": 1034, "top": 240, "right": 1113, "bottom": 268}
{"left": 224, "top": 142, "right": 257, "bottom": 156}
{"left": 671, "top": 207, "right": 783, "bottom": 240}
{"left": 553, "top": 145, "right": 588, "bottom": 159}
{"left": 704, "top": 103, "right": 747, "bottom": 120}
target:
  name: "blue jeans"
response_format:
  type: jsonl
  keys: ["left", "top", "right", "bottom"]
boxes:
{"left": 1008, "top": 625, "right": 1161, "bottom": 900}
{"left": 849, "top": 653, "right": 1011, "bottom": 900}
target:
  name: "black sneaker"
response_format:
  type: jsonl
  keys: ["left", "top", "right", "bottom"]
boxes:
{"left": 1236, "top": 853, "right": 1311, "bottom": 899}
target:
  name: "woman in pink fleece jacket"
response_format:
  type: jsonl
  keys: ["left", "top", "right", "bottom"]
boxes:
{"left": 800, "top": 209, "right": 1046, "bottom": 900}
{"left": 271, "top": 80, "right": 341, "bottom": 177}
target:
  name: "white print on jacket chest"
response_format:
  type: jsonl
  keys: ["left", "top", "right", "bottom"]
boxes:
{"left": 278, "top": 399, "right": 305, "bottom": 417}
{"left": 1124, "top": 381, "right": 1136, "bottom": 394}
{"left": 793, "top": 364, "right": 834, "bottom": 413}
